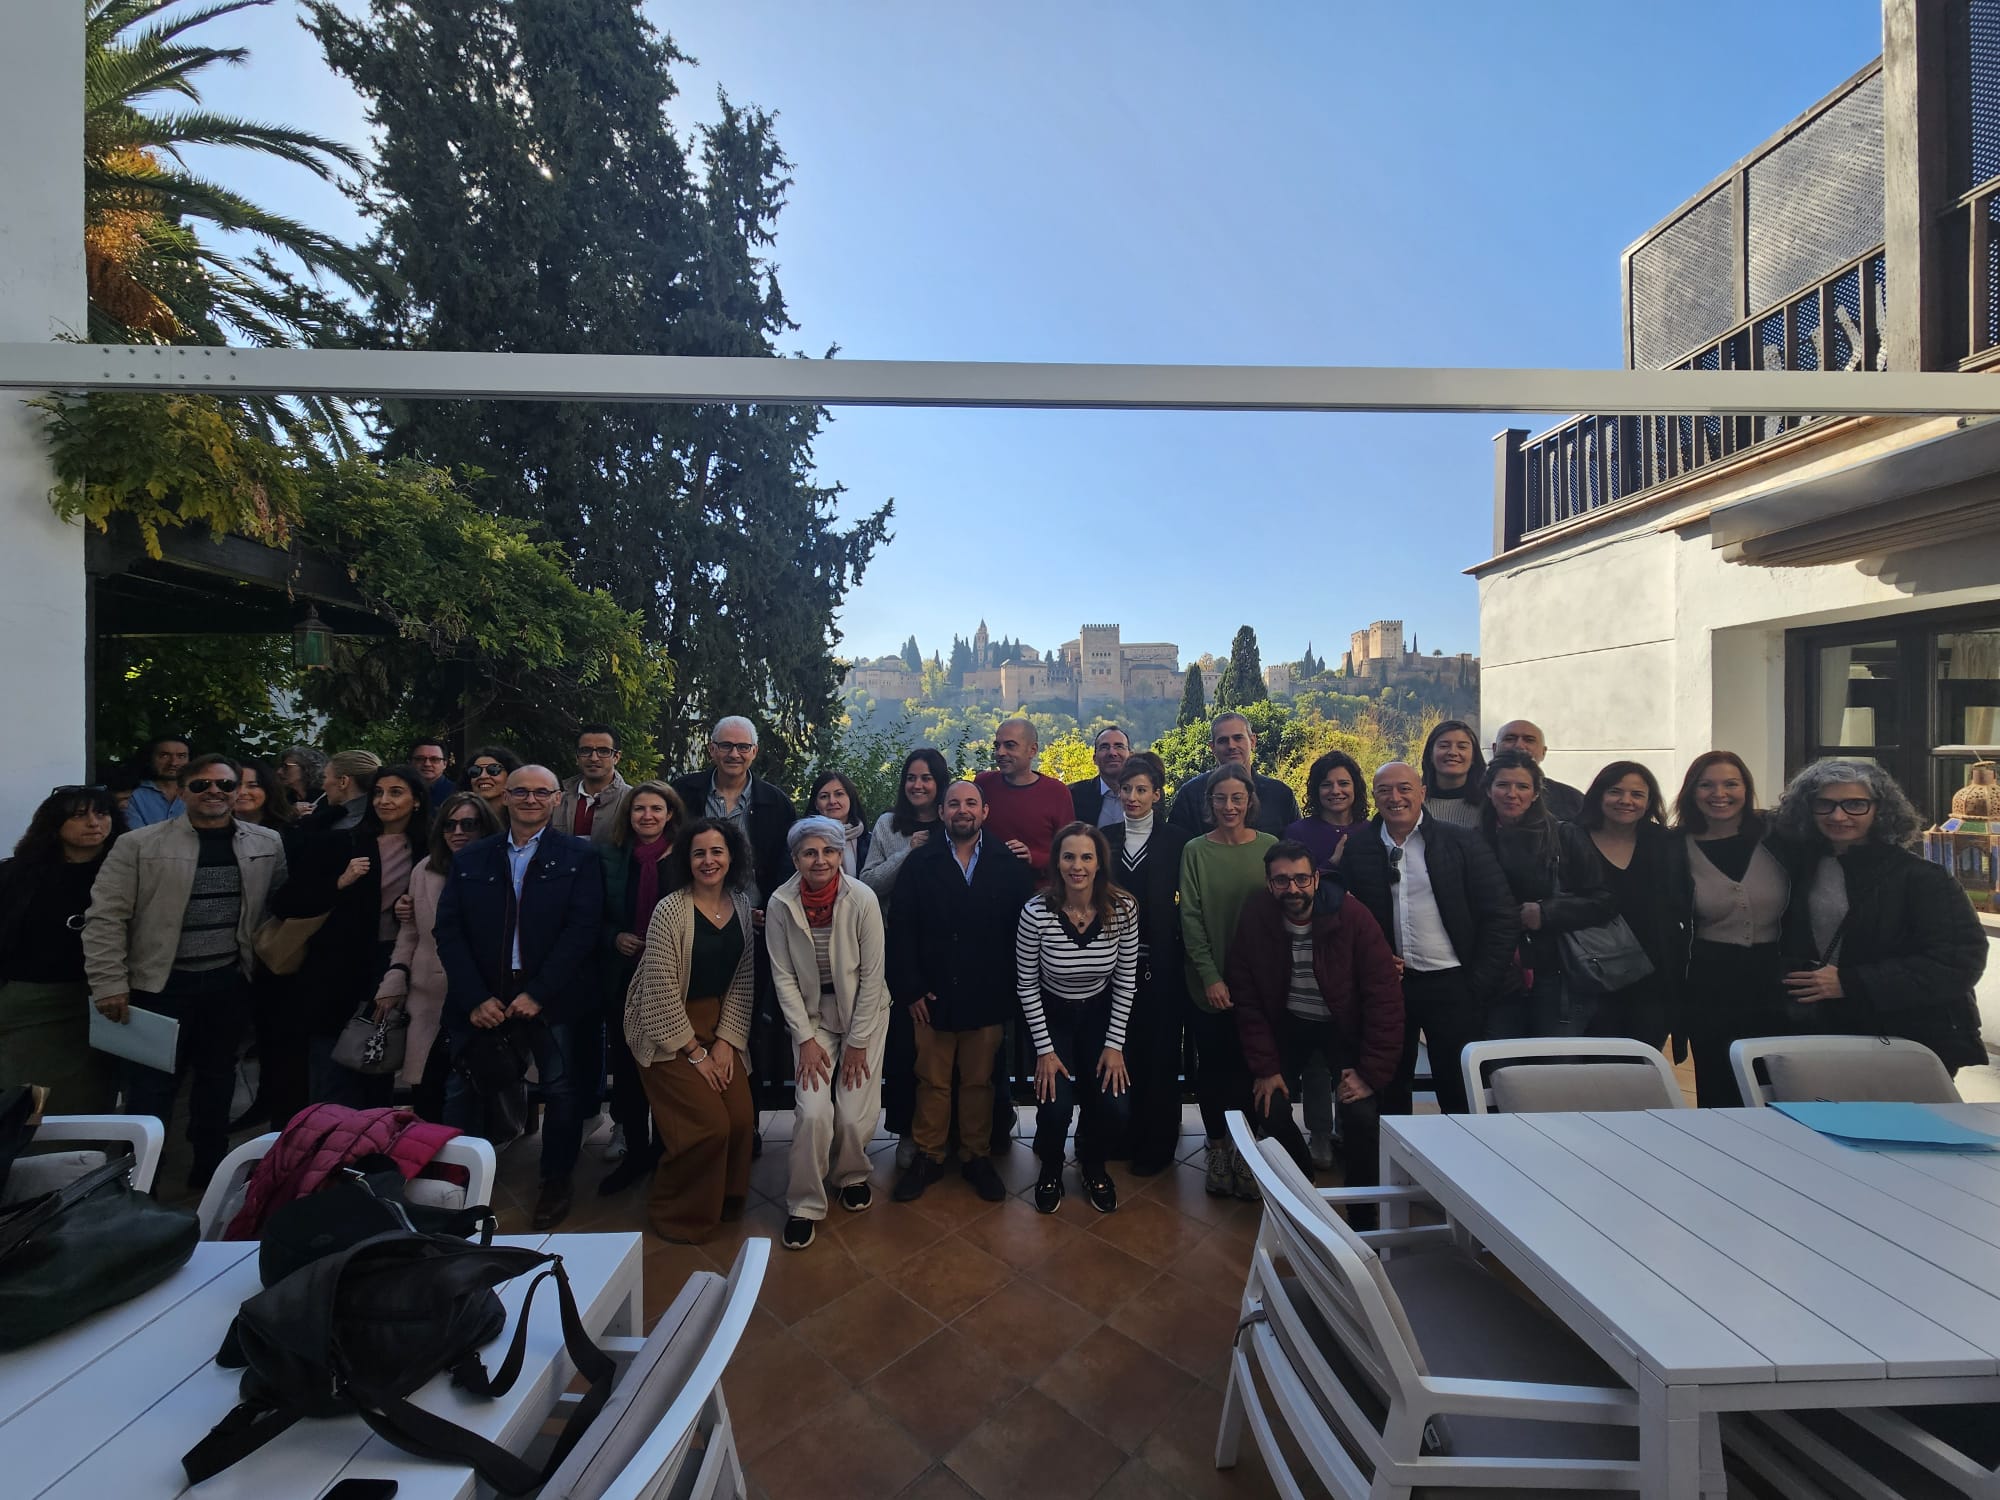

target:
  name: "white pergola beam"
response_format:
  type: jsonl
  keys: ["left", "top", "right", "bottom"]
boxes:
{"left": 5, "top": 342, "right": 2000, "bottom": 416}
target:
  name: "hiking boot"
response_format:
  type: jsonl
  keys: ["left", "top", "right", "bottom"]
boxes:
{"left": 962, "top": 1155, "right": 1007, "bottom": 1203}
{"left": 1230, "top": 1154, "right": 1261, "bottom": 1202}
{"left": 1204, "top": 1140, "right": 1232, "bottom": 1197}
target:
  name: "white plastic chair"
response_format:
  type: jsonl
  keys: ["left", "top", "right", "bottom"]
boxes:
{"left": 1733, "top": 1403, "right": 1999, "bottom": 1500}
{"left": 2, "top": 1113, "right": 166, "bottom": 1201}
{"left": 196, "top": 1129, "right": 497, "bottom": 1239}
{"left": 538, "top": 1238, "right": 770, "bottom": 1500}
{"left": 1460, "top": 1038, "right": 1685, "bottom": 1116}
{"left": 1216, "top": 1111, "right": 1644, "bottom": 1498}
{"left": 1729, "top": 1034, "right": 1960, "bottom": 1109}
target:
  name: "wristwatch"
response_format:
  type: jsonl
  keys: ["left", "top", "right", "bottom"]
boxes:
{"left": 686, "top": 1045, "right": 710, "bottom": 1065}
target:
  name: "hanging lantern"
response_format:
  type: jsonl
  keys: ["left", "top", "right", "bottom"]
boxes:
{"left": 293, "top": 606, "right": 334, "bottom": 670}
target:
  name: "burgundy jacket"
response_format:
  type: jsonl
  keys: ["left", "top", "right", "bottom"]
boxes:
{"left": 224, "top": 1103, "right": 460, "bottom": 1239}
{"left": 1225, "top": 887, "right": 1404, "bottom": 1092}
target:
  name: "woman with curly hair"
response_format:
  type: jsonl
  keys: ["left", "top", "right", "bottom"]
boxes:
{"left": 1769, "top": 759, "right": 1987, "bottom": 1074}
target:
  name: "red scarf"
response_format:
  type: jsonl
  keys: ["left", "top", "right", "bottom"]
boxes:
{"left": 631, "top": 836, "right": 671, "bottom": 931}
{"left": 800, "top": 872, "right": 840, "bottom": 928}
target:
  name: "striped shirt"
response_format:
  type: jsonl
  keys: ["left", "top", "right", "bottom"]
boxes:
{"left": 174, "top": 826, "right": 242, "bottom": 972}
{"left": 1284, "top": 919, "right": 1330, "bottom": 1020}
{"left": 1014, "top": 896, "right": 1139, "bottom": 1054}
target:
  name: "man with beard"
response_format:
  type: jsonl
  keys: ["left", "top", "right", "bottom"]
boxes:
{"left": 1226, "top": 840, "right": 1402, "bottom": 1223}
{"left": 887, "top": 780, "right": 1033, "bottom": 1203}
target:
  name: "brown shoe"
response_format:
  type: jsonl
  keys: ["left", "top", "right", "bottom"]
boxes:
{"left": 532, "top": 1176, "right": 573, "bottom": 1230}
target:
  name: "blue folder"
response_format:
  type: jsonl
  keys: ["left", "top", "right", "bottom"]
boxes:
{"left": 1772, "top": 1100, "right": 2000, "bottom": 1151}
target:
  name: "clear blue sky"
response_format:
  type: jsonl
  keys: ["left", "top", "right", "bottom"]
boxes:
{"left": 193, "top": 0, "right": 1885, "bottom": 668}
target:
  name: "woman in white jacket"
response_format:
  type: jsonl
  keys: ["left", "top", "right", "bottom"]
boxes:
{"left": 373, "top": 791, "right": 499, "bottom": 1118}
{"left": 766, "top": 816, "right": 889, "bottom": 1251}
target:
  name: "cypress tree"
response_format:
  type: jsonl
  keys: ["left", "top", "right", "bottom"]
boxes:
{"left": 1176, "top": 662, "right": 1207, "bottom": 727}
{"left": 901, "top": 635, "right": 923, "bottom": 673}
{"left": 1215, "top": 625, "right": 1268, "bottom": 709}
{"left": 308, "top": 0, "right": 888, "bottom": 768}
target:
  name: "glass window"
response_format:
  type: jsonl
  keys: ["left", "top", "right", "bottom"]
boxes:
{"left": 1937, "top": 629, "right": 2000, "bottom": 748}
{"left": 1815, "top": 639, "right": 1899, "bottom": 747}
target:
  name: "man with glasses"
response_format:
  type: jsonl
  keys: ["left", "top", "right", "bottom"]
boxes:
{"left": 553, "top": 722, "right": 627, "bottom": 845}
{"left": 408, "top": 737, "right": 456, "bottom": 808}
{"left": 1166, "top": 712, "right": 1301, "bottom": 836}
{"left": 1323, "top": 762, "right": 1518, "bottom": 1116}
{"left": 435, "top": 765, "right": 603, "bottom": 1228}
{"left": 1226, "top": 841, "right": 1402, "bottom": 1217}
{"left": 125, "top": 733, "right": 191, "bottom": 828}
{"left": 83, "top": 752, "right": 287, "bottom": 1187}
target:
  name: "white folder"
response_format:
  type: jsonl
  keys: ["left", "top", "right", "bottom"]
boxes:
{"left": 88, "top": 1005, "right": 180, "bottom": 1073}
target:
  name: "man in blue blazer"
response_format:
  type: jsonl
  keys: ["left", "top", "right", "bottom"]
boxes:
{"left": 435, "top": 762, "right": 603, "bottom": 1228}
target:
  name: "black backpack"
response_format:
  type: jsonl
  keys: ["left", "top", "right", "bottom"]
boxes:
{"left": 181, "top": 1228, "right": 615, "bottom": 1493}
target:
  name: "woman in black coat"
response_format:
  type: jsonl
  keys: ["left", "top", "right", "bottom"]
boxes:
{"left": 1575, "top": 761, "right": 1681, "bottom": 1049}
{"left": 1769, "top": 759, "right": 1987, "bottom": 1072}
{"left": 1480, "top": 751, "right": 1617, "bottom": 1038}
{"left": 1103, "top": 752, "right": 1193, "bottom": 1175}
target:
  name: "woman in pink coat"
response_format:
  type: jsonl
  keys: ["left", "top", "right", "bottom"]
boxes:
{"left": 374, "top": 792, "right": 500, "bottom": 1119}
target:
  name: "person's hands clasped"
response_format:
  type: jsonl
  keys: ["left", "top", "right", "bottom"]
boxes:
{"left": 1096, "top": 1047, "right": 1129, "bottom": 1096}
{"left": 1336, "top": 1067, "right": 1374, "bottom": 1105}
{"left": 613, "top": 930, "right": 644, "bottom": 958}
{"left": 839, "top": 1045, "right": 871, "bottom": 1092}
{"left": 1034, "top": 1050, "right": 1071, "bottom": 1103}
{"left": 1204, "top": 980, "right": 1233, "bottom": 1011}
{"left": 94, "top": 993, "right": 130, "bottom": 1024}
{"left": 796, "top": 1037, "right": 833, "bottom": 1092}
{"left": 470, "top": 997, "right": 507, "bottom": 1029}
{"left": 1784, "top": 965, "right": 1843, "bottom": 1003}
{"left": 336, "top": 855, "right": 373, "bottom": 891}
{"left": 506, "top": 993, "right": 541, "bottom": 1020}
{"left": 1252, "top": 1072, "right": 1289, "bottom": 1116}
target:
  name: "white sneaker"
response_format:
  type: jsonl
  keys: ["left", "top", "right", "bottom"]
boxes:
{"left": 895, "top": 1136, "right": 918, "bottom": 1171}
{"left": 1308, "top": 1133, "right": 1335, "bottom": 1172}
{"left": 603, "top": 1124, "right": 628, "bottom": 1162}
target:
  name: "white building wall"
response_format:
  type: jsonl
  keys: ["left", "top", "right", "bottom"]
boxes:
{"left": 0, "top": 6, "right": 87, "bottom": 842}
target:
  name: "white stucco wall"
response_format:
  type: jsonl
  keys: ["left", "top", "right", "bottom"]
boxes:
{"left": 0, "top": 7, "right": 87, "bottom": 844}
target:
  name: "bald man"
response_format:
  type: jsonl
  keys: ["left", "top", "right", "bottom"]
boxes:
{"left": 1321, "top": 761, "right": 1519, "bottom": 1116}
{"left": 1491, "top": 720, "right": 1585, "bottom": 822}
{"left": 972, "top": 717, "right": 1075, "bottom": 876}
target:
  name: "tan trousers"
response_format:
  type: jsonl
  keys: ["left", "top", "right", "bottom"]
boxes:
{"left": 911, "top": 1020, "right": 1003, "bottom": 1163}
{"left": 635, "top": 996, "right": 754, "bottom": 1243}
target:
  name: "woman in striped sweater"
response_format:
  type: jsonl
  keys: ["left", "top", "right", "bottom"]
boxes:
{"left": 1016, "top": 822, "right": 1139, "bottom": 1215}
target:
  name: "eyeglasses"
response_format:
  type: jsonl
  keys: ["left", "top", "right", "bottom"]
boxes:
{"left": 52, "top": 784, "right": 107, "bottom": 798}
{"left": 1267, "top": 873, "right": 1315, "bottom": 891}
{"left": 469, "top": 762, "right": 506, "bottom": 777}
{"left": 442, "top": 816, "right": 485, "bottom": 832}
{"left": 505, "top": 787, "right": 558, "bottom": 802}
{"left": 411, "top": 753, "right": 445, "bottom": 765}
{"left": 711, "top": 742, "right": 754, "bottom": 757}
{"left": 185, "top": 777, "right": 238, "bottom": 794}
{"left": 1387, "top": 845, "right": 1403, "bottom": 886}
{"left": 576, "top": 746, "right": 618, "bottom": 758}
{"left": 1811, "top": 797, "right": 1875, "bottom": 816}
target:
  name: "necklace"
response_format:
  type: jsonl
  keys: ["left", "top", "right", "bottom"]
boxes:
{"left": 694, "top": 889, "right": 733, "bottom": 923}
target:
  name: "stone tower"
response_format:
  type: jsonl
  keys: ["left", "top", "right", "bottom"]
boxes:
{"left": 974, "top": 618, "right": 990, "bottom": 668}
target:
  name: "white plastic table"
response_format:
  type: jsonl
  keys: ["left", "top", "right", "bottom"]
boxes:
{"left": 1, "top": 1230, "right": 642, "bottom": 1499}
{"left": 1381, "top": 1105, "right": 2000, "bottom": 1500}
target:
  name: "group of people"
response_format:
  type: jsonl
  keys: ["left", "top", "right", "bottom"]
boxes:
{"left": 0, "top": 706, "right": 1986, "bottom": 1253}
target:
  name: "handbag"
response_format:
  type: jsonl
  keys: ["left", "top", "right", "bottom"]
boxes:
{"left": 253, "top": 911, "right": 329, "bottom": 976}
{"left": 1551, "top": 850, "right": 1655, "bottom": 997}
{"left": 183, "top": 1225, "right": 615, "bottom": 1494}
{"left": 330, "top": 1000, "right": 409, "bottom": 1076}
{"left": 0, "top": 1155, "right": 199, "bottom": 1349}
{"left": 451, "top": 1021, "right": 541, "bottom": 1148}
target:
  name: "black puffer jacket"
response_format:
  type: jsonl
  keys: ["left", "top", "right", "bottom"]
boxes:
{"left": 1483, "top": 816, "right": 1617, "bottom": 975}
{"left": 1776, "top": 838, "right": 1988, "bottom": 1071}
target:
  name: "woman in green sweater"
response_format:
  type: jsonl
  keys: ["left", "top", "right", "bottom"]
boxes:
{"left": 1180, "top": 762, "right": 1276, "bottom": 1200}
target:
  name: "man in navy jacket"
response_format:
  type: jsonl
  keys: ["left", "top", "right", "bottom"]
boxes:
{"left": 435, "top": 763, "right": 602, "bottom": 1228}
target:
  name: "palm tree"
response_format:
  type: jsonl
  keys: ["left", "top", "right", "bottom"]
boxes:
{"left": 85, "top": 0, "right": 377, "bottom": 440}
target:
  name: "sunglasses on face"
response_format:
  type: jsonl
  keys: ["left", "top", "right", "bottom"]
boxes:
{"left": 185, "top": 777, "right": 238, "bottom": 794}
{"left": 442, "top": 816, "right": 485, "bottom": 833}
{"left": 469, "top": 762, "right": 505, "bottom": 778}
{"left": 52, "top": 784, "right": 108, "bottom": 798}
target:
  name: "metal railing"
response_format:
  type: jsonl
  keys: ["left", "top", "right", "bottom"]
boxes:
{"left": 1964, "top": 175, "right": 2000, "bottom": 366}
{"left": 1512, "top": 248, "right": 1887, "bottom": 539}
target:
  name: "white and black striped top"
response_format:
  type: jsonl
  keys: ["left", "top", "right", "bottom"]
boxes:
{"left": 1014, "top": 895, "right": 1139, "bottom": 1055}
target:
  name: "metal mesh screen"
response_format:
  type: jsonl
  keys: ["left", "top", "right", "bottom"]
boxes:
{"left": 1629, "top": 187, "right": 1736, "bottom": 369}
{"left": 1827, "top": 265, "right": 1862, "bottom": 370}
{"left": 1746, "top": 73, "right": 1885, "bottom": 309}
{"left": 1975, "top": 0, "right": 2000, "bottom": 188}
{"left": 1792, "top": 292, "right": 1821, "bottom": 372}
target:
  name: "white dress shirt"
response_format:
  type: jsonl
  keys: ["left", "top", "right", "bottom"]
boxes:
{"left": 1383, "top": 821, "right": 1459, "bottom": 972}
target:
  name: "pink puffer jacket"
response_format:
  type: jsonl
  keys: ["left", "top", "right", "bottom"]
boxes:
{"left": 224, "top": 1103, "right": 461, "bottom": 1239}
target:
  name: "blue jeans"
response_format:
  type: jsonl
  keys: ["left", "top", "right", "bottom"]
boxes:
{"left": 1032, "top": 997, "right": 1131, "bottom": 1175}
{"left": 443, "top": 1017, "right": 586, "bottom": 1184}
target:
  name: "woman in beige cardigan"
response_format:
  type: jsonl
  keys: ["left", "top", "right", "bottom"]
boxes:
{"left": 625, "top": 817, "right": 757, "bottom": 1243}
{"left": 374, "top": 791, "right": 499, "bottom": 1119}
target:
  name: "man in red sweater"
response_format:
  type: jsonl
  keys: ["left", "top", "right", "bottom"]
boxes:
{"left": 973, "top": 718, "right": 1075, "bottom": 877}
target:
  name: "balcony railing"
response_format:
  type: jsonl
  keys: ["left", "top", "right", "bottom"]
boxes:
{"left": 1511, "top": 248, "right": 1886, "bottom": 540}
{"left": 1965, "top": 175, "right": 2000, "bottom": 367}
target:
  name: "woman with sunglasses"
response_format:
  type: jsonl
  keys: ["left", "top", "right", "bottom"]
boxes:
{"left": 0, "top": 786, "right": 124, "bottom": 1110}
{"left": 1767, "top": 759, "right": 1987, "bottom": 1075}
{"left": 596, "top": 779, "right": 689, "bottom": 1194}
{"left": 464, "top": 744, "right": 522, "bottom": 830}
{"left": 375, "top": 791, "right": 498, "bottom": 1120}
